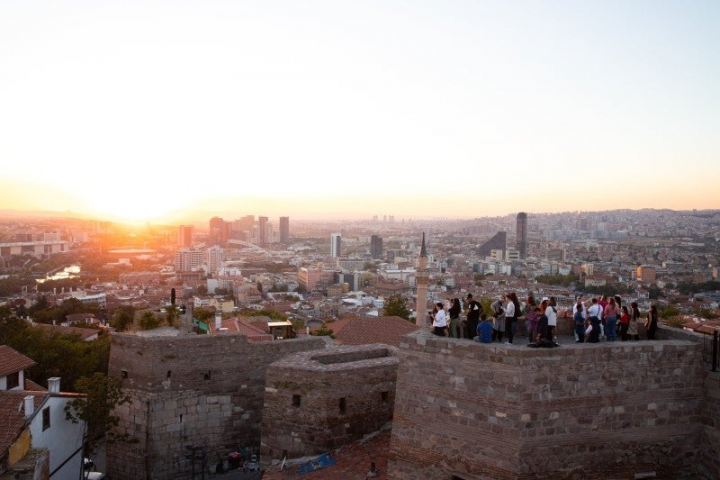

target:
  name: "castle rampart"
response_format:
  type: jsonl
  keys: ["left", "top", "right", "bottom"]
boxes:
{"left": 261, "top": 344, "right": 399, "bottom": 459}
{"left": 106, "top": 332, "right": 331, "bottom": 480}
{"left": 388, "top": 328, "right": 719, "bottom": 479}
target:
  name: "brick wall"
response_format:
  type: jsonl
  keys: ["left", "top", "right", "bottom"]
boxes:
{"left": 261, "top": 344, "right": 398, "bottom": 460}
{"left": 388, "top": 328, "right": 716, "bottom": 480}
{"left": 106, "top": 333, "right": 331, "bottom": 480}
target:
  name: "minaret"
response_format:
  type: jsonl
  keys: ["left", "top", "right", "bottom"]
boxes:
{"left": 415, "top": 232, "right": 429, "bottom": 327}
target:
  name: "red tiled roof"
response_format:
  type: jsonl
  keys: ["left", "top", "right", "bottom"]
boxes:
{"left": 330, "top": 316, "right": 421, "bottom": 347}
{"left": 36, "top": 323, "right": 100, "bottom": 340}
{"left": 209, "top": 317, "right": 273, "bottom": 342}
{"left": 0, "top": 345, "right": 37, "bottom": 378}
{"left": 0, "top": 390, "right": 48, "bottom": 460}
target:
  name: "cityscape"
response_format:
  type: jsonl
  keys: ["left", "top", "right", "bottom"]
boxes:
{"left": 1, "top": 207, "right": 720, "bottom": 478}
{"left": 2, "top": 0, "right": 720, "bottom": 479}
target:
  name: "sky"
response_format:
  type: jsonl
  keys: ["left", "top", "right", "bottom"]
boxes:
{"left": 1, "top": 1, "right": 719, "bottom": 223}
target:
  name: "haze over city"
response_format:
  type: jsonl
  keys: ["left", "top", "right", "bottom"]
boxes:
{"left": 1, "top": 1, "right": 719, "bottom": 223}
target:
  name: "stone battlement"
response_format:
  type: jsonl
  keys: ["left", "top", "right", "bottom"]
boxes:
{"left": 388, "top": 328, "right": 718, "bottom": 479}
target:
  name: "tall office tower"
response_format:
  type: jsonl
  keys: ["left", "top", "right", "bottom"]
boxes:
{"left": 209, "top": 217, "right": 228, "bottom": 245}
{"left": 415, "top": 233, "right": 429, "bottom": 326}
{"left": 178, "top": 225, "right": 194, "bottom": 248}
{"left": 330, "top": 233, "right": 341, "bottom": 258}
{"left": 516, "top": 212, "right": 528, "bottom": 260}
{"left": 279, "top": 217, "right": 290, "bottom": 243}
{"left": 258, "top": 216, "right": 269, "bottom": 245}
{"left": 370, "top": 235, "right": 383, "bottom": 259}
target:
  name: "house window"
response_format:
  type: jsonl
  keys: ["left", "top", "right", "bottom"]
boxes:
{"left": 292, "top": 395, "right": 301, "bottom": 407}
{"left": 204, "top": 371, "right": 211, "bottom": 381}
{"left": 6, "top": 371, "right": 20, "bottom": 389}
{"left": 42, "top": 407, "right": 51, "bottom": 431}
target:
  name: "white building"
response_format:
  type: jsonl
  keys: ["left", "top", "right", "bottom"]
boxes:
{"left": 330, "top": 233, "right": 341, "bottom": 258}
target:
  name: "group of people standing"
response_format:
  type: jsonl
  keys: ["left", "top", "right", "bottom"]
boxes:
{"left": 430, "top": 292, "right": 661, "bottom": 346}
{"left": 573, "top": 294, "right": 659, "bottom": 343}
{"left": 430, "top": 294, "right": 487, "bottom": 340}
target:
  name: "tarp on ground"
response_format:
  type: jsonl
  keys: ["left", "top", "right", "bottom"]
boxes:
{"left": 297, "top": 452, "right": 336, "bottom": 475}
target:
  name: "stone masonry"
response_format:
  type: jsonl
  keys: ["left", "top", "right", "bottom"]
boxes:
{"left": 106, "top": 332, "right": 331, "bottom": 480}
{"left": 388, "top": 327, "right": 719, "bottom": 479}
{"left": 261, "top": 344, "right": 398, "bottom": 460}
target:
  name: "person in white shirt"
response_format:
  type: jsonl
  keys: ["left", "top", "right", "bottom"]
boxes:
{"left": 431, "top": 302, "right": 447, "bottom": 336}
{"left": 543, "top": 297, "right": 558, "bottom": 345}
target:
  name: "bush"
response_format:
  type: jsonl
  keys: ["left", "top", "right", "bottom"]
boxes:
{"left": 663, "top": 316, "right": 685, "bottom": 329}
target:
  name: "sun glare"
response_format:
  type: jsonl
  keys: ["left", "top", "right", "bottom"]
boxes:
{"left": 86, "top": 196, "right": 179, "bottom": 224}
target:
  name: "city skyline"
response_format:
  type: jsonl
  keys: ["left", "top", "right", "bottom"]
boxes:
{"left": 1, "top": 1, "right": 719, "bottom": 223}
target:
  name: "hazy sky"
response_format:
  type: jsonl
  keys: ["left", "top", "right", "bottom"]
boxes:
{"left": 1, "top": 1, "right": 719, "bottom": 222}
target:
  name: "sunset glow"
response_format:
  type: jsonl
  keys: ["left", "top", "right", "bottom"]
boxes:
{"left": 1, "top": 1, "right": 719, "bottom": 222}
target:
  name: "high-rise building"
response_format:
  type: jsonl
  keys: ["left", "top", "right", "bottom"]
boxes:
{"left": 370, "top": 235, "right": 383, "bottom": 259}
{"left": 178, "top": 225, "right": 194, "bottom": 248}
{"left": 206, "top": 245, "right": 225, "bottom": 274}
{"left": 258, "top": 216, "right": 269, "bottom": 246}
{"left": 174, "top": 249, "right": 203, "bottom": 271}
{"left": 209, "top": 217, "right": 228, "bottom": 245}
{"left": 516, "top": 212, "right": 528, "bottom": 260}
{"left": 279, "top": 217, "right": 290, "bottom": 243}
{"left": 330, "top": 233, "right": 341, "bottom": 258}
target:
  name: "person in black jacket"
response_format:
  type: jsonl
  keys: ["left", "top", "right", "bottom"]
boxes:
{"left": 465, "top": 294, "right": 483, "bottom": 340}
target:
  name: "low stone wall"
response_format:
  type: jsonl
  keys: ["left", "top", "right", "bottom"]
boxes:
{"left": 388, "top": 329, "right": 714, "bottom": 479}
{"left": 261, "top": 344, "right": 399, "bottom": 460}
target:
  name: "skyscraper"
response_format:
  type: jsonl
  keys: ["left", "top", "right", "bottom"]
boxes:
{"left": 516, "top": 212, "right": 528, "bottom": 259}
{"left": 209, "top": 217, "right": 228, "bottom": 245}
{"left": 178, "top": 225, "right": 194, "bottom": 248}
{"left": 279, "top": 217, "right": 290, "bottom": 243}
{"left": 330, "top": 233, "right": 341, "bottom": 258}
{"left": 258, "top": 216, "right": 269, "bottom": 246}
{"left": 370, "top": 235, "right": 383, "bottom": 259}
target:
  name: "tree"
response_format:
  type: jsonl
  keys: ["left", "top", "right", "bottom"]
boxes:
{"left": 473, "top": 273, "right": 484, "bottom": 287}
{"left": 382, "top": 295, "right": 411, "bottom": 321}
{"left": 170, "top": 288, "right": 176, "bottom": 306}
{"left": 111, "top": 306, "right": 135, "bottom": 332}
{"left": 164, "top": 305, "right": 180, "bottom": 328}
{"left": 139, "top": 311, "right": 160, "bottom": 330}
{"left": 64, "top": 372, "right": 133, "bottom": 458}
{"left": 193, "top": 307, "right": 215, "bottom": 323}
{"left": 311, "top": 322, "right": 334, "bottom": 338}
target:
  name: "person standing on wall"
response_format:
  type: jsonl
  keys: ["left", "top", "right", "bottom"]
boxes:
{"left": 504, "top": 292, "right": 521, "bottom": 344}
{"left": 646, "top": 305, "right": 659, "bottom": 340}
{"left": 448, "top": 298, "right": 462, "bottom": 339}
{"left": 465, "top": 294, "right": 483, "bottom": 341}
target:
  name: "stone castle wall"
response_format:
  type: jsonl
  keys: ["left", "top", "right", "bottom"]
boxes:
{"left": 388, "top": 328, "right": 718, "bottom": 480}
{"left": 261, "top": 344, "right": 398, "bottom": 459}
{"left": 106, "top": 333, "right": 331, "bottom": 480}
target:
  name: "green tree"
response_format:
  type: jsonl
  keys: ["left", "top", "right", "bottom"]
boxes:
{"left": 170, "top": 288, "right": 176, "bottom": 305}
{"left": 661, "top": 305, "right": 681, "bottom": 318}
{"left": 193, "top": 307, "right": 215, "bottom": 323}
{"left": 382, "top": 295, "right": 411, "bottom": 321}
{"left": 139, "top": 311, "right": 161, "bottom": 330}
{"left": 64, "top": 372, "right": 133, "bottom": 458}
{"left": 311, "top": 322, "right": 334, "bottom": 338}
{"left": 473, "top": 273, "right": 484, "bottom": 287}
{"left": 111, "top": 306, "right": 135, "bottom": 332}
{"left": 164, "top": 305, "right": 180, "bottom": 328}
